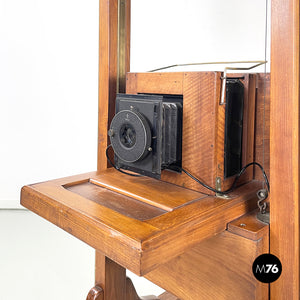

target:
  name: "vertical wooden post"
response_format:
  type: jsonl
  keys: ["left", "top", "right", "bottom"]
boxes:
{"left": 95, "top": 251, "right": 127, "bottom": 300}
{"left": 270, "top": 0, "right": 299, "bottom": 298}
{"left": 98, "top": 0, "right": 130, "bottom": 171}
{"left": 95, "top": 0, "right": 131, "bottom": 298}
{"left": 98, "top": 0, "right": 118, "bottom": 171}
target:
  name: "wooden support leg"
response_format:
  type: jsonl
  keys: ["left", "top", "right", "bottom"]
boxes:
{"left": 86, "top": 251, "right": 179, "bottom": 300}
{"left": 95, "top": 251, "right": 127, "bottom": 300}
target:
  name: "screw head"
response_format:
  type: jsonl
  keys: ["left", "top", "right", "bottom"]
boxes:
{"left": 108, "top": 129, "right": 114, "bottom": 137}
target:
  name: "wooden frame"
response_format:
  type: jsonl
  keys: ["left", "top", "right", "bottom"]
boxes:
{"left": 20, "top": 0, "right": 300, "bottom": 299}
{"left": 96, "top": 0, "right": 300, "bottom": 298}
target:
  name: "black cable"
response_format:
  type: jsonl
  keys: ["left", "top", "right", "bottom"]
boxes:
{"left": 105, "top": 144, "right": 143, "bottom": 177}
{"left": 106, "top": 143, "right": 269, "bottom": 194}
{"left": 181, "top": 162, "right": 270, "bottom": 195}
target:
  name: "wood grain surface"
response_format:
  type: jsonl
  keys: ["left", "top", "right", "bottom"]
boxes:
{"left": 98, "top": 0, "right": 118, "bottom": 171}
{"left": 146, "top": 211, "right": 269, "bottom": 300}
{"left": 126, "top": 72, "right": 257, "bottom": 195}
{"left": 95, "top": 253, "right": 126, "bottom": 300}
{"left": 270, "top": 0, "right": 300, "bottom": 299}
{"left": 90, "top": 168, "right": 206, "bottom": 211}
{"left": 66, "top": 181, "right": 167, "bottom": 221}
{"left": 86, "top": 285, "right": 104, "bottom": 300}
{"left": 254, "top": 74, "right": 270, "bottom": 183}
{"left": 21, "top": 169, "right": 261, "bottom": 276}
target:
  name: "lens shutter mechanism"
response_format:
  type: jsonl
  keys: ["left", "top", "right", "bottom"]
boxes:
{"left": 109, "top": 109, "right": 152, "bottom": 163}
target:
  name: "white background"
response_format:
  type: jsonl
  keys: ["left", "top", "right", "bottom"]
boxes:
{"left": 0, "top": 0, "right": 99, "bottom": 208}
{"left": 0, "top": 0, "right": 270, "bottom": 208}
{"left": 0, "top": 0, "right": 270, "bottom": 299}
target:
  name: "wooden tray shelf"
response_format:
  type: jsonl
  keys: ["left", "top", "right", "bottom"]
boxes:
{"left": 21, "top": 168, "right": 261, "bottom": 276}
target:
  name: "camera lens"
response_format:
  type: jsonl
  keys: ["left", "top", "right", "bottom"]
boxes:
{"left": 120, "top": 124, "right": 136, "bottom": 148}
{"left": 109, "top": 109, "right": 152, "bottom": 163}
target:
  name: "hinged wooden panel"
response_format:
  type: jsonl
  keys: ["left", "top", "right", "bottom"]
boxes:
{"left": 21, "top": 170, "right": 261, "bottom": 276}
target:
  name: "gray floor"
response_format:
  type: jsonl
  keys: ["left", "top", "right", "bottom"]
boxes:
{"left": 0, "top": 210, "right": 163, "bottom": 300}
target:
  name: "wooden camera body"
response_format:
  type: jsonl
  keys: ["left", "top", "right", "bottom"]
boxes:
{"left": 125, "top": 71, "right": 257, "bottom": 194}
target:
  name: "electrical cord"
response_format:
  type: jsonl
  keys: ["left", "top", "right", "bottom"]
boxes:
{"left": 106, "top": 144, "right": 269, "bottom": 194}
{"left": 106, "top": 144, "right": 143, "bottom": 177}
{"left": 181, "top": 162, "right": 270, "bottom": 195}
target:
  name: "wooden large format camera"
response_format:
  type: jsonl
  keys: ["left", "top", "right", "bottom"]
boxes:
{"left": 108, "top": 71, "right": 259, "bottom": 194}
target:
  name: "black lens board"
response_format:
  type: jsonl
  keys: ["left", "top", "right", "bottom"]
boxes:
{"left": 109, "top": 93, "right": 183, "bottom": 178}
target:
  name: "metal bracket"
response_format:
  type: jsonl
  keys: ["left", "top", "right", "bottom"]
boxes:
{"left": 215, "top": 177, "right": 222, "bottom": 192}
{"left": 220, "top": 61, "right": 267, "bottom": 105}
{"left": 215, "top": 177, "right": 230, "bottom": 199}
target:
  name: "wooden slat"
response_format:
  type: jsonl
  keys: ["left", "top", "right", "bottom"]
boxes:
{"left": 90, "top": 168, "right": 206, "bottom": 211}
{"left": 270, "top": 0, "right": 300, "bottom": 299}
{"left": 126, "top": 72, "right": 184, "bottom": 95}
{"left": 66, "top": 181, "right": 166, "bottom": 221}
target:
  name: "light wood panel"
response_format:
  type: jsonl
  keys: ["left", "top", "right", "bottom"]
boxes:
{"left": 270, "top": 0, "right": 300, "bottom": 299}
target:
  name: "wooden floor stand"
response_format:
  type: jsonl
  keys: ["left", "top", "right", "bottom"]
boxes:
{"left": 87, "top": 254, "right": 179, "bottom": 300}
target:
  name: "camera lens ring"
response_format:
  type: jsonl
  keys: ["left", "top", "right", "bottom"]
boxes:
{"left": 109, "top": 110, "right": 151, "bottom": 163}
